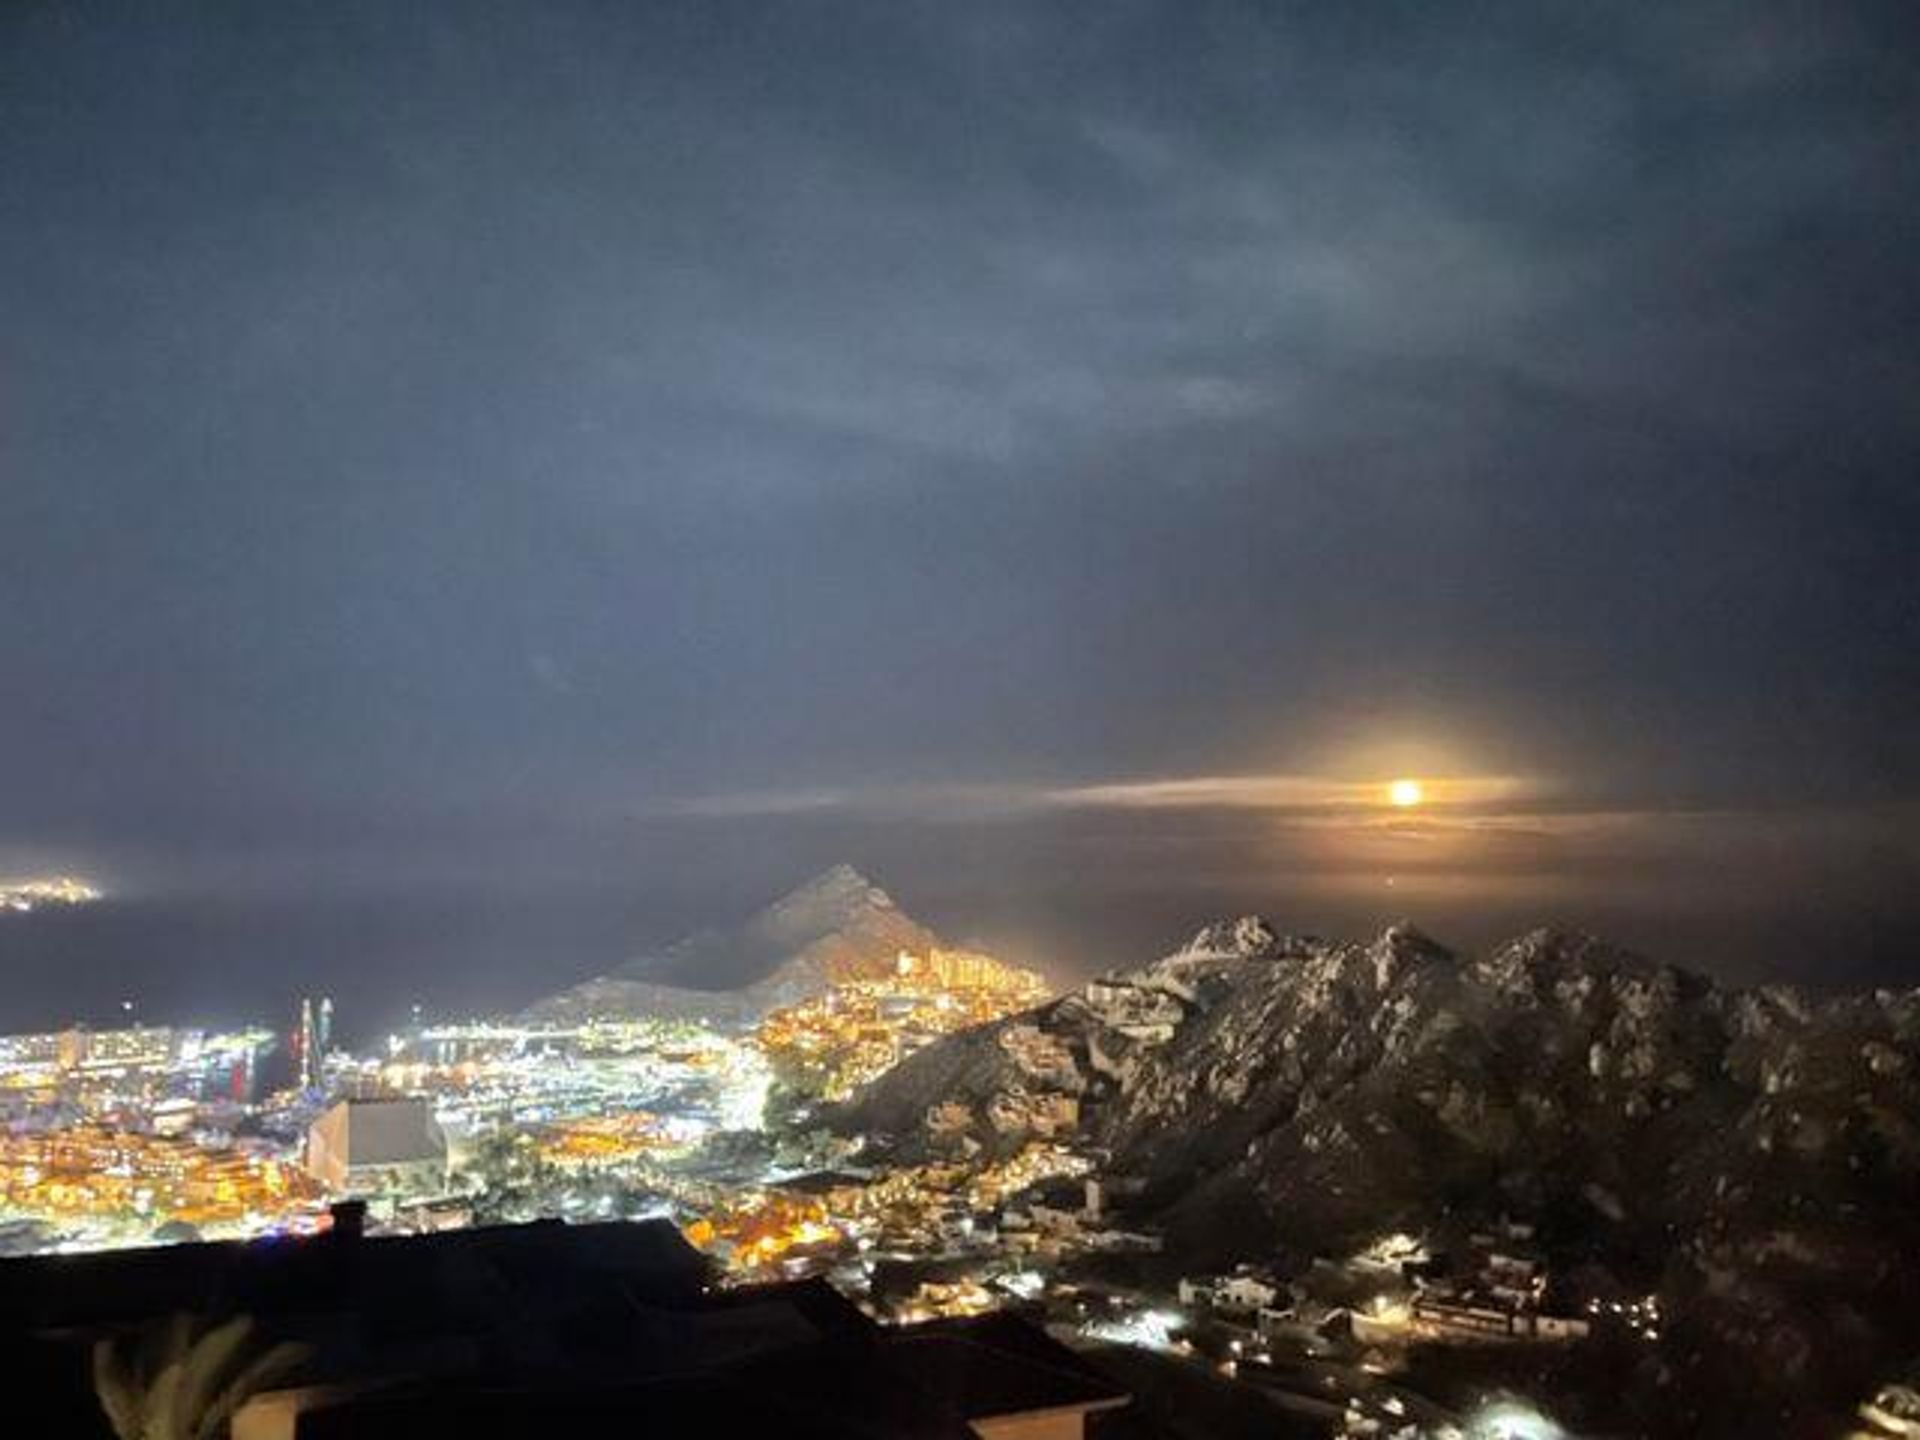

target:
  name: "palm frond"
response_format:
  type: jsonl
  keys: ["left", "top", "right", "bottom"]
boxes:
{"left": 90, "top": 1338, "right": 145, "bottom": 1440}
{"left": 193, "top": 1339, "right": 314, "bottom": 1440}
{"left": 173, "top": 1314, "right": 254, "bottom": 1434}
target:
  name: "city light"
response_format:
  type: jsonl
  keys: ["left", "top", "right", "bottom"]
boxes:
{"left": 1084, "top": 1308, "right": 1186, "bottom": 1353}
{"left": 0, "top": 876, "right": 102, "bottom": 913}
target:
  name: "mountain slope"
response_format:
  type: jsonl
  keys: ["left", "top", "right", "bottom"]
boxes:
{"left": 835, "top": 918, "right": 1920, "bottom": 1428}
{"left": 527, "top": 865, "right": 940, "bottom": 1026}
{"left": 843, "top": 918, "right": 1919, "bottom": 1243}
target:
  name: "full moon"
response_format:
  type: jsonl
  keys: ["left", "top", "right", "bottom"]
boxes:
{"left": 1388, "top": 778, "right": 1424, "bottom": 808}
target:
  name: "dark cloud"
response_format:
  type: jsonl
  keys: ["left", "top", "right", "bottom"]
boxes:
{"left": 1, "top": 1, "right": 1916, "bottom": 1025}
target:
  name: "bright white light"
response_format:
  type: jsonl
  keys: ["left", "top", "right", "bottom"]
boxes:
{"left": 1388, "top": 778, "right": 1424, "bottom": 808}
{"left": 1001, "top": 1270, "right": 1045, "bottom": 1300}
{"left": 1466, "top": 1400, "right": 1568, "bottom": 1440}
{"left": 1084, "top": 1308, "right": 1186, "bottom": 1353}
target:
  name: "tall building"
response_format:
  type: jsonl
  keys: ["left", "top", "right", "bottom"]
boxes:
{"left": 55, "top": 1025, "right": 181, "bottom": 1073}
{"left": 294, "top": 996, "right": 334, "bottom": 1091}
{"left": 294, "top": 999, "right": 315, "bottom": 1090}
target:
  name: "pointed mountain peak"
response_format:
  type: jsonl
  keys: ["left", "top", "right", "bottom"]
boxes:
{"left": 1373, "top": 921, "right": 1451, "bottom": 957}
{"left": 758, "top": 864, "right": 897, "bottom": 928}
{"left": 1174, "top": 916, "right": 1287, "bottom": 961}
{"left": 1356, "top": 922, "right": 1456, "bottom": 989}
{"left": 785, "top": 862, "right": 887, "bottom": 901}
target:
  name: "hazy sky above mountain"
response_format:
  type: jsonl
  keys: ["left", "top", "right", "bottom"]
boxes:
{"left": 2, "top": 1, "right": 1917, "bottom": 1023}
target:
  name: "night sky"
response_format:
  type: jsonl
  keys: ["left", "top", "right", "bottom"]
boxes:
{"left": 3, "top": 2, "right": 1917, "bottom": 1033}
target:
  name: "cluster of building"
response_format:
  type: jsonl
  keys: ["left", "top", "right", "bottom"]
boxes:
{"left": 0, "top": 1124, "right": 321, "bottom": 1240}
{"left": 0, "top": 1022, "right": 298, "bottom": 1248}
{"left": 754, "top": 949, "right": 1049, "bottom": 1102}
{"left": 895, "top": 947, "right": 1050, "bottom": 994}
{"left": 1402, "top": 1222, "right": 1594, "bottom": 1344}
{"left": 670, "top": 1144, "right": 1175, "bottom": 1327}
{"left": 682, "top": 1188, "right": 844, "bottom": 1271}
{"left": 1177, "top": 1264, "right": 1289, "bottom": 1318}
{"left": 0, "top": 1022, "right": 268, "bottom": 1101}
{"left": 0, "top": 955, "right": 1052, "bottom": 1257}
{"left": 1170, "top": 1223, "right": 1604, "bottom": 1355}
{"left": 0, "top": 959, "right": 1629, "bottom": 1440}
{"left": 1133, "top": 1230, "right": 1623, "bottom": 1435}
{"left": 363, "top": 1015, "right": 771, "bottom": 1136}
{"left": 0, "top": 1000, "right": 781, "bottom": 1252}
{"left": 533, "top": 1111, "right": 673, "bottom": 1171}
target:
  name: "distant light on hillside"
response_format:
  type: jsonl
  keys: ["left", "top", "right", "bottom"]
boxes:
{"left": 0, "top": 876, "right": 102, "bottom": 914}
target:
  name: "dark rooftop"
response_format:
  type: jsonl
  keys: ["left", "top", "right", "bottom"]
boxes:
{"left": 901, "top": 1310, "right": 1131, "bottom": 1417}
{"left": 0, "top": 1217, "right": 1130, "bottom": 1439}
{"left": 0, "top": 1216, "right": 710, "bottom": 1338}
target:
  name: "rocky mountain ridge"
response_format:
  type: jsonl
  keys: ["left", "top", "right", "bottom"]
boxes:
{"left": 836, "top": 917, "right": 1920, "bottom": 1425}
{"left": 845, "top": 918, "right": 1919, "bottom": 1240}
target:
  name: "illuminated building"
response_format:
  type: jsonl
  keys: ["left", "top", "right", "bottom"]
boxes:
{"left": 682, "top": 1188, "right": 846, "bottom": 1273}
{"left": 1177, "top": 1267, "right": 1282, "bottom": 1313}
{"left": 56, "top": 1025, "right": 182, "bottom": 1073}
{"left": 536, "top": 1113, "right": 672, "bottom": 1170}
{"left": 295, "top": 997, "right": 334, "bottom": 1091}
{"left": 755, "top": 955, "right": 1050, "bottom": 1103}
{"left": 293, "top": 995, "right": 335, "bottom": 1091}
{"left": 0, "top": 1126, "right": 319, "bottom": 1234}
{"left": 895, "top": 946, "right": 1046, "bottom": 993}
{"left": 295, "top": 999, "right": 314, "bottom": 1090}
{"left": 306, "top": 1097, "right": 449, "bottom": 1199}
